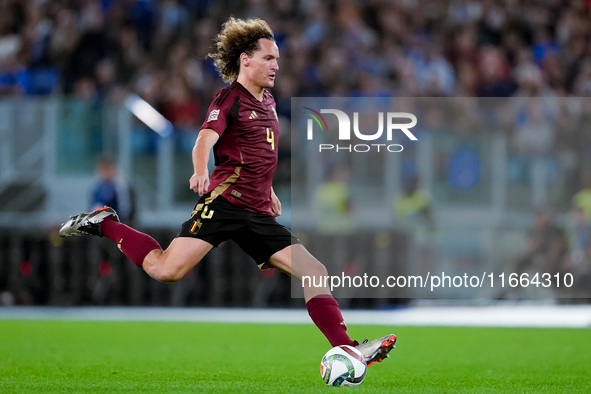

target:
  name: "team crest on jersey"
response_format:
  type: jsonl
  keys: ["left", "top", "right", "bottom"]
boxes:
{"left": 207, "top": 109, "right": 220, "bottom": 122}
{"left": 271, "top": 106, "right": 278, "bottom": 121}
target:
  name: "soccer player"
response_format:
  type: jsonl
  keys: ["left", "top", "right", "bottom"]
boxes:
{"left": 59, "top": 16, "right": 396, "bottom": 366}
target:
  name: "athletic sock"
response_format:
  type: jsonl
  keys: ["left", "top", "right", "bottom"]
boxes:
{"left": 306, "top": 294, "right": 358, "bottom": 347}
{"left": 101, "top": 219, "right": 161, "bottom": 268}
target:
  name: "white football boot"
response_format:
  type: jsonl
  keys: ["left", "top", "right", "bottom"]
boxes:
{"left": 355, "top": 334, "right": 397, "bottom": 366}
{"left": 59, "top": 206, "right": 119, "bottom": 238}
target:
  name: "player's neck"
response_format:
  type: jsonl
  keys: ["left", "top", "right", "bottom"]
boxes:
{"left": 235, "top": 77, "right": 264, "bottom": 101}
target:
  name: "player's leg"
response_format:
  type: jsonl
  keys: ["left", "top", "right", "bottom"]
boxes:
{"left": 102, "top": 214, "right": 213, "bottom": 281}
{"left": 59, "top": 206, "right": 213, "bottom": 282}
{"left": 268, "top": 244, "right": 358, "bottom": 346}
{"left": 141, "top": 237, "right": 212, "bottom": 282}
{"left": 267, "top": 243, "right": 332, "bottom": 301}
{"left": 229, "top": 217, "right": 358, "bottom": 348}
{"left": 268, "top": 244, "right": 396, "bottom": 366}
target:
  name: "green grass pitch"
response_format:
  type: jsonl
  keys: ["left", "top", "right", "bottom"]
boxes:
{"left": 0, "top": 320, "right": 590, "bottom": 393}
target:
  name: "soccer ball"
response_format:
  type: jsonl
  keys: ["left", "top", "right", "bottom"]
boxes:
{"left": 320, "top": 345, "right": 367, "bottom": 386}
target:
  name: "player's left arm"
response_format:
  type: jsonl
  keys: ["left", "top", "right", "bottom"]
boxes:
{"left": 270, "top": 186, "right": 281, "bottom": 217}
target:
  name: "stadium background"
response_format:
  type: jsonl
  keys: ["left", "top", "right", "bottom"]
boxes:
{"left": 1, "top": 0, "right": 591, "bottom": 307}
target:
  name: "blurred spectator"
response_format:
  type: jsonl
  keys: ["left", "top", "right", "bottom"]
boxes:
{"left": 513, "top": 62, "right": 556, "bottom": 97}
{"left": 113, "top": 25, "right": 144, "bottom": 86}
{"left": 313, "top": 165, "right": 354, "bottom": 234}
{"left": 558, "top": 182, "right": 591, "bottom": 294}
{"left": 507, "top": 99, "right": 558, "bottom": 185}
{"left": 515, "top": 207, "right": 565, "bottom": 274}
{"left": 2, "top": 0, "right": 591, "bottom": 104}
{"left": 63, "top": 1, "right": 112, "bottom": 93}
{"left": 49, "top": 7, "right": 79, "bottom": 70}
{"left": 395, "top": 177, "right": 435, "bottom": 236}
{"left": 475, "top": 46, "right": 517, "bottom": 97}
{"left": 513, "top": 101, "right": 555, "bottom": 157}
{"left": 565, "top": 178, "right": 591, "bottom": 266}
{"left": 395, "top": 177, "right": 436, "bottom": 275}
{"left": 94, "top": 58, "right": 119, "bottom": 100}
{"left": 90, "top": 156, "right": 136, "bottom": 225}
{"left": 163, "top": 75, "right": 199, "bottom": 130}
{"left": 573, "top": 178, "right": 591, "bottom": 221}
{"left": 163, "top": 74, "right": 200, "bottom": 155}
{"left": 406, "top": 39, "right": 456, "bottom": 96}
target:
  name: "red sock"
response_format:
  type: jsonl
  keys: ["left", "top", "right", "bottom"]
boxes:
{"left": 306, "top": 294, "right": 357, "bottom": 347}
{"left": 101, "top": 219, "right": 161, "bottom": 268}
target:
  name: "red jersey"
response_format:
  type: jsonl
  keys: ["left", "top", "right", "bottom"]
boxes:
{"left": 200, "top": 81, "right": 280, "bottom": 216}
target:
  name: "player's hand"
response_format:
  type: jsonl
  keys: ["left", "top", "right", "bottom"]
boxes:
{"left": 270, "top": 190, "right": 281, "bottom": 217}
{"left": 190, "top": 173, "right": 209, "bottom": 196}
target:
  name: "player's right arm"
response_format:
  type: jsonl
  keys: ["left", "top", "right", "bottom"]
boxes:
{"left": 190, "top": 128, "right": 220, "bottom": 196}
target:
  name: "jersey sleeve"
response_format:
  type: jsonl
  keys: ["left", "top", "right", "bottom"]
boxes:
{"left": 200, "top": 90, "right": 239, "bottom": 136}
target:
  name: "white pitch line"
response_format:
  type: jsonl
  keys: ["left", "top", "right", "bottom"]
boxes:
{"left": 0, "top": 306, "right": 590, "bottom": 328}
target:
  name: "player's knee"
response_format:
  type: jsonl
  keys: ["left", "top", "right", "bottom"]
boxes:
{"left": 311, "top": 261, "right": 328, "bottom": 277}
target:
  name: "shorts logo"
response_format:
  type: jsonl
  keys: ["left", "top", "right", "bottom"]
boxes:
{"left": 231, "top": 190, "right": 242, "bottom": 198}
{"left": 207, "top": 109, "right": 220, "bottom": 122}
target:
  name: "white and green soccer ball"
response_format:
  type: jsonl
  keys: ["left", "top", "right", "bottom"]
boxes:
{"left": 320, "top": 345, "right": 367, "bottom": 386}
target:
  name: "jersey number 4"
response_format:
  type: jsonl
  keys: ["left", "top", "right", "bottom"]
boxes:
{"left": 266, "top": 128, "right": 275, "bottom": 150}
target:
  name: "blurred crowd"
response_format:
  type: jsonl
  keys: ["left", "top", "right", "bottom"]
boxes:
{"left": 1, "top": 0, "right": 591, "bottom": 116}
{"left": 2, "top": 0, "right": 591, "bottom": 185}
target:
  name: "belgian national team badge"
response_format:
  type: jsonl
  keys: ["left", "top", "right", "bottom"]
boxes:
{"left": 207, "top": 109, "right": 220, "bottom": 122}
{"left": 190, "top": 220, "right": 202, "bottom": 233}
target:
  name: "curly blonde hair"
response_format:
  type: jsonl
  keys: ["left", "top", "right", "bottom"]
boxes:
{"left": 208, "top": 17, "right": 275, "bottom": 82}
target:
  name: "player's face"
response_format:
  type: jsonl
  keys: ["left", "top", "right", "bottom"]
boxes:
{"left": 248, "top": 38, "right": 279, "bottom": 89}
